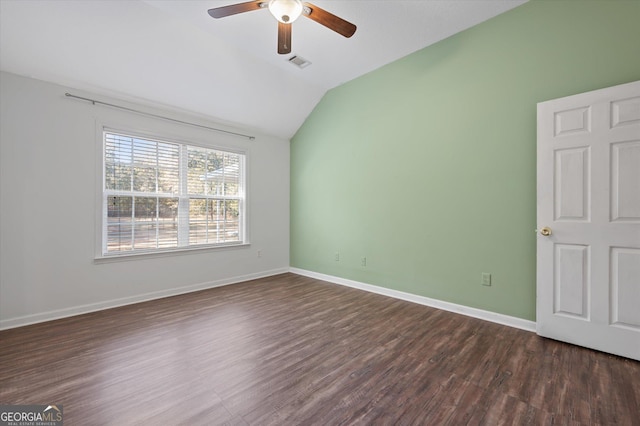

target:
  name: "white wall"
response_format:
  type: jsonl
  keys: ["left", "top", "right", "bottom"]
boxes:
{"left": 0, "top": 71, "right": 290, "bottom": 329}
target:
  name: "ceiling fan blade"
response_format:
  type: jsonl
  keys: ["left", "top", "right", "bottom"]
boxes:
{"left": 302, "top": 2, "right": 356, "bottom": 38}
{"left": 208, "top": 1, "right": 264, "bottom": 19}
{"left": 278, "top": 22, "right": 292, "bottom": 54}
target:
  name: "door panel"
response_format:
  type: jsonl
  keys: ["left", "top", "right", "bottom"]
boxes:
{"left": 537, "top": 80, "right": 640, "bottom": 361}
{"left": 611, "top": 247, "right": 640, "bottom": 329}
{"left": 611, "top": 96, "right": 640, "bottom": 128}
{"left": 554, "top": 106, "right": 591, "bottom": 136}
{"left": 611, "top": 140, "right": 640, "bottom": 221}
{"left": 553, "top": 244, "right": 589, "bottom": 319}
{"left": 554, "top": 147, "right": 590, "bottom": 221}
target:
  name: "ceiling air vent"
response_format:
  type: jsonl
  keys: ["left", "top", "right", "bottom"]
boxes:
{"left": 288, "top": 55, "right": 311, "bottom": 69}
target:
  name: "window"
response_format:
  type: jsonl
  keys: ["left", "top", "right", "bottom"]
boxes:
{"left": 102, "top": 131, "right": 246, "bottom": 256}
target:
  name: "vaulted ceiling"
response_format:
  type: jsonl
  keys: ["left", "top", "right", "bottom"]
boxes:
{"left": 0, "top": 0, "right": 528, "bottom": 139}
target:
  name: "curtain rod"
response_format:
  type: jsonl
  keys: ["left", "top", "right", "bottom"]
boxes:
{"left": 64, "top": 92, "right": 255, "bottom": 141}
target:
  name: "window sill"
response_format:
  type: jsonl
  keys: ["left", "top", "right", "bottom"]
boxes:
{"left": 94, "top": 242, "right": 251, "bottom": 263}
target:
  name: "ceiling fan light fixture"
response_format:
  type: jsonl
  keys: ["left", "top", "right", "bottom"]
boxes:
{"left": 268, "top": 0, "right": 303, "bottom": 23}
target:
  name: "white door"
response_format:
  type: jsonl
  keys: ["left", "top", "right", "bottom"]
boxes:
{"left": 537, "top": 80, "right": 640, "bottom": 361}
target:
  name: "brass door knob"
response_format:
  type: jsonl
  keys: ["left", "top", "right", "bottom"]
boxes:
{"left": 539, "top": 227, "right": 552, "bottom": 236}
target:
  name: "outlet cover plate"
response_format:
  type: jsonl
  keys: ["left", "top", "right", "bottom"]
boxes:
{"left": 481, "top": 273, "right": 492, "bottom": 286}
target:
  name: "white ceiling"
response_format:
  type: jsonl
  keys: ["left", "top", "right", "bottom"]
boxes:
{"left": 0, "top": 0, "right": 528, "bottom": 139}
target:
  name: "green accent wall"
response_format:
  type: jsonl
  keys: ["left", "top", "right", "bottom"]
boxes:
{"left": 290, "top": 0, "right": 640, "bottom": 321}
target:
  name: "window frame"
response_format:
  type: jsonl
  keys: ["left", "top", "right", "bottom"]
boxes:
{"left": 95, "top": 124, "right": 249, "bottom": 261}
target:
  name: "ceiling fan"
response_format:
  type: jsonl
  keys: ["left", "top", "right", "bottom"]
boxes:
{"left": 208, "top": 0, "right": 357, "bottom": 55}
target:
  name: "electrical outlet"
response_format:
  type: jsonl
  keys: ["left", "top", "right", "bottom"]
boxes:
{"left": 481, "top": 273, "right": 492, "bottom": 286}
{"left": 257, "top": 249, "right": 262, "bottom": 258}
{"left": 361, "top": 257, "right": 367, "bottom": 267}
{"left": 335, "top": 252, "right": 340, "bottom": 262}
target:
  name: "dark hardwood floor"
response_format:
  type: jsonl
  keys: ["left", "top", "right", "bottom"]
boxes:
{"left": 1, "top": 273, "right": 638, "bottom": 425}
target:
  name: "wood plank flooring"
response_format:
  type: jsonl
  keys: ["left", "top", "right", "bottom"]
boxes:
{"left": 1, "top": 273, "right": 639, "bottom": 425}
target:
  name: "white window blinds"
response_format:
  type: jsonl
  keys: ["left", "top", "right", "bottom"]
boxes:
{"left": 103, "top": 131, "right": 245, "bottom": 255}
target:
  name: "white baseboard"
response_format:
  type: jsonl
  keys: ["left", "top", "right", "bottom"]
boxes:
{"left": 0, "top": 267, "right": 289, "bottom": 330}
{"left": 2, "top": 267, "right": 536, "bottom": 333}
{"left": 289, "top": 267, "right": 536, "bottom": 333}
